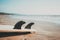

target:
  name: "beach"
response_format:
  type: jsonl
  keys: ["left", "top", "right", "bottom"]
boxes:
{"left": 0, "top": 15, "right": 60, "bottom": 40}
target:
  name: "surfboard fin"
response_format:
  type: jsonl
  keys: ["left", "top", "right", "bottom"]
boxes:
{"left": 13, "top": 21, "right": 26, "bottom": 29}
{"left": 25, "top": 23, "right": 34, "bottom": 29}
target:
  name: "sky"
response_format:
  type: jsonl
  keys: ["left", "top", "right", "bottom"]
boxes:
{"left": 0, "top": 0, "right": 60, "bottom": 15}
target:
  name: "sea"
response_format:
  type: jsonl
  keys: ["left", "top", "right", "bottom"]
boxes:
{"left": 11, "top": 15, "right": 60, "bottom": 24}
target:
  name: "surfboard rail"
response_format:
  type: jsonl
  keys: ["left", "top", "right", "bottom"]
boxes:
{"left": 0, "top": 29, "right": 36, "bottom": 38}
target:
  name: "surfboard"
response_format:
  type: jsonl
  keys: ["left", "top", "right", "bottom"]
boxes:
{"left": 0, "top": 29, "right": 36, "bottom": 38}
